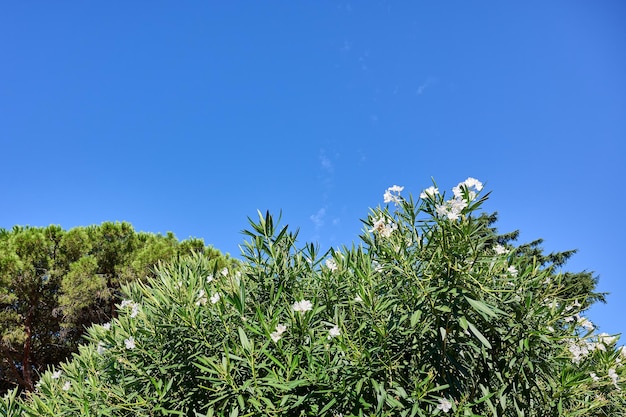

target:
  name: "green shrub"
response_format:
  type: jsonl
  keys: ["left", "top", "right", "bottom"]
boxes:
{"left": 3, "top": 178, "right": 624, "bottom": 416}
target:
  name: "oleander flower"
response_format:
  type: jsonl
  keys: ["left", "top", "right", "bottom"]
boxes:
{"left": 327, "top": 324, "right": 341, "bottom": 339}
{"left": 494, "top": 244, "right": 508, "bottom": 255}
{"left": 608, "top": 368, "right": 620, "bottom": 390}
{"left": 292, "top": 300, "right": 313, "bottom": 313}
{"left": 196, "top": 289, "right": 207, "bottom": 306}
{"left": 383, "top": 185, "right": 404, "bottom": 204}
{"left": 437, "top": 397, "right": 452, "bottom": 412}
{"left": 369, "top": 216, "right": 398, "bottom": 238}
{"left": 325, "top": 258, "right": 338, "bottom": 272}
{"left": 210, "top": 293, "right": 221, "bottom": 304}
{"left": 124, "top": 336, "right": 136, "bottom": 350}
{"left": 419, "top": 186, "right": 439, "bottom": 199}
{"left": 270, "top": 324, "right": 287, "bottom": 343}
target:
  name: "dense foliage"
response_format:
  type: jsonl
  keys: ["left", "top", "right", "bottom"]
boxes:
{"left": 2, "top": 179, "right": 624, "bottom": 416}
{"left": 0, "top": 222, "right": 232, "bottom": 394}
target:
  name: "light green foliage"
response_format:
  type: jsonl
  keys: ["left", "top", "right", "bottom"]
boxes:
{"left": 3, "top": 180, "right": 624, "bottom": 416}
{"left": 0, "top": 222, "right": 231, "bottom": 394}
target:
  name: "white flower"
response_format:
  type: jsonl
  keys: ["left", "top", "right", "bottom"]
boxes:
{"left": 270, "top": 324, "right": 287, "bottom": 343}
{"left": 598, "top": 333, "right": 618, "bottom": 346}
{"left": 196, "top": 289, "right": 208, "bottom": 306}
{"left": 206, "top": 274, "right": 214, "bottom": 283}
{"left": 507, "top": 266, "right": 518, "bottom": 277}
{"left": 435, "top": 197, "right": 467, "bottom": 221}
{"left": 567, "top": 339, "right": 591, "bottom": 364}
{"left": 383, "top": 185, "right": 404, "bottom": 204}
{"left": 124, "top": 336, "right": 136, "bottom": 350}
{"left": 120, "top": 299, "right": 134, "bottom": 309}
{"left": 590, "top": 372, "right": 600, "bottom": 382}
{"left": 578, "top": 317, "right": 594, "bottom": 331}
{"left": 220, "top": 268, "right": 229, "bottom": 276}
{"left": 494, "top": 244, "right": 508, "bottom": 255}
{"left": 327, "top": 325, "right": 341, "bottom": 339}
{"left": 51, "top": 370, "right": 62, "bottom": 379}
{"left": 354, "top": 295, "right": 363, "bottom": 303}
{"left": 452, "top": 178, "right": 482, "bottom": 201}
{"left": 372, "top": 260, "right": 383, "bottom": 272}
{"left": 292, "top": 300, "right": 313, "bottom": 313}
{"left": 102, "top": 322, "right": 111, "bottom": 330}
{"left": 369, "top": 216, "right": 397, "bottom": 237}
{"left": 210, "top": 293, "right": 221, "bottom": 304}
{"left": 420, "top": 186, "right": 439, "bottom": 199}
{"left": 130, "top": 304, "right": 140, "bottom": 318}
{"left": 463, "top": 177, "right": 483, "bottom": 191}
{"left": 62, "top": 381, "right": 71, "bottom": 391}
{"left": 608, "top": 368, "right": 620, "bottom": 390}
{"left": 437, "top": 397, "right": 452, "bottom": 412}
{"left": 97, "top": 341, "right": 106, "bottom": 355}
{"left": 325, "top": 258, "right": 338, "bottom": 272}
{"left": 546, "top": 326, "right": 554, "bottom": 332}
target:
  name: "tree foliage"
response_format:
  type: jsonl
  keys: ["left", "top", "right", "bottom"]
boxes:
{"left": 2, "top": 179, "right": 624, "bottom": 416}
{"left": 0, "top": 222, "right": 232, "bottom": 394}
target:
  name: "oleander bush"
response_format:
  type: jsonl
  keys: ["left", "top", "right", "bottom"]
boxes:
{"left": 2, "top": 178, "right": 625, "bottom": 416}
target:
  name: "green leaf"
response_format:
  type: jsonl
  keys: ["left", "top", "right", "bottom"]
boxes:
{"left": 465, "top": 296, "right": 497, "bottom": 319}
{"left": 467, "top": 321, "right": 492, "bottom": 349}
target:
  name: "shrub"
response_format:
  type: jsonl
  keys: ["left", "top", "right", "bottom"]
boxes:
{"left": 3, "top": 178, "right": 624, "bottom": 416}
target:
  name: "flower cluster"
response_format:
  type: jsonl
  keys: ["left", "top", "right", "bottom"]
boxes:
{"left": 120, "top": 299, "right": 140, "bottom": 318}
{"left": 369, "top": 215, "right": 397, "bottom": 238}
{"left": 270, "top": 324, "right": 287, "bottom": 343}
{"left": 383, "top": 185, "right": 404, "bottom": 205}
{"left": 327, "top": 324, "right": 341, "bottom": 340}
{"left": 435, "top": 177, "right": 483, "bottom": 221}
{"left": 325, "top": 258, "right": 338, "bottom": 272}
{"left": 419, "top": 186, "right": 439, "bottom": 200}
{"left": 292, "top": 300, "right": 313, "bottom": 313}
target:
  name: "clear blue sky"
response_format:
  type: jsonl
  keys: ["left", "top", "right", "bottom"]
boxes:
{"left": 1, "top": 2, "right": 624, "bottom": 337}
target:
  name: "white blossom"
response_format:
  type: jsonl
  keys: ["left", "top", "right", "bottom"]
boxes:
{"left": 578, "top": 317, "right": 594, "bottom": 331}
{"left": 97, "top": 341, "right": 106, "bottom": 355}
{"left": 369, "top": 216, "right": 397, "bottom": 237}
{"left": 590, "top": 372, "right": 600, "bottom": 382}
{"left": 354, "top": 295, "right": 363, "bottom": 303}
{"left": 124, "top": 336, "right": 136, "bottom": 350}
{"left": 102, "top": 322, "right": 111, "bottom": 330}
{"left": 608, "top": 368, "right": 620, "bottom": 390}
{"left": 327, "top": 325, "right": 341, "bottom": 340}
{"left": 210, "top": 293, "right": 221, "bottom": 304}
{"left": 325, "top": 258, "right": 338, "bottom": 272}
{"left": 51, "top": 370, "right": 62, "bottom": 379}
{"left": 62, "top": 381, "right": 71, "bottom": 391}
{"left": 206, "top": 274, "right": 214, "bottom": 283}
{"left": 383, "top": 185, "right": 404, "bottom": 204}
{"left": 507, "top": 266, "right": 518, "bottom": 277}
{"left": 494, "top": 244, "right": 508, "bottom": 255}
{"left": 220, "top": 267, "right": 229, "bottom": 276}
{"left": 292, "top": 300, "right": 313, "bottom": 313}
{"left": 435, "top": 197, "right": 467, "bottom": 221}
{"left": 270, "top": 324, "right": 287, "bottom": 343}
{"left": 196, "top": 289, "right": 207, "bottom": 306}
{"left": 437, "top": 397, "right": 452, "bottom": 412}
{"left": 420, "top": 186, "right": 439, "bottom": 199}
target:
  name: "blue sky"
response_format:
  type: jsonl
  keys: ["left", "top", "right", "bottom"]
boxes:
{"left": 1, "top": 2, "right": 624, "bottom": 336}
